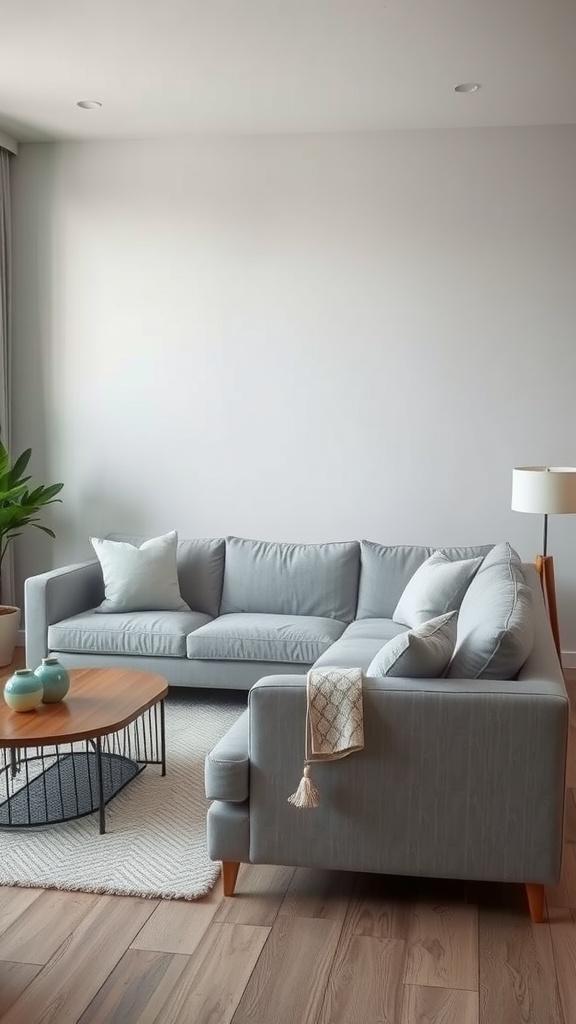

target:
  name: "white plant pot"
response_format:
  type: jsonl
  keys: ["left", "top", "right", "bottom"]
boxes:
{"left": 0, "top": 606, "right": 21, "bottom": 667}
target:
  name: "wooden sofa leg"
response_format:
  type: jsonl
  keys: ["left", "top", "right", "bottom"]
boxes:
{"left": 222, "top": 861, "right": 240, "bottom": 897}
{"left": 525, "top": 883, "right": 545, "bottom": 923}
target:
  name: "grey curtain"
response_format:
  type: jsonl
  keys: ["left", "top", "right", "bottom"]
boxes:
{"left": 0, "top": 147, "right": 14, "bottom": 604}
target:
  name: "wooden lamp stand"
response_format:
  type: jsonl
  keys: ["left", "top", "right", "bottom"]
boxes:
{"left": 535, "top": 553, "right": 562, "bottom": 661}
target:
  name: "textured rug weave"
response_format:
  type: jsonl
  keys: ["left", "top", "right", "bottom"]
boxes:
{"left": 0, "top": 690, "right": 245, "bottom": 900}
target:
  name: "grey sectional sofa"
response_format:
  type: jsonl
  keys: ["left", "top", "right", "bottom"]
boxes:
{"left": 26, "top": 534, "right": 495, "bottom": 687}
{"left": 25, "top": 533, "right": 568, "bottom": 921}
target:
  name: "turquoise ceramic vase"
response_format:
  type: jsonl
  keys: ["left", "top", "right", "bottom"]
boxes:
{"left": 34, "top": 656, "right": 70, "bottom": 704}
{"left": 4, "top": 668, "right": 44, "bottom": 712}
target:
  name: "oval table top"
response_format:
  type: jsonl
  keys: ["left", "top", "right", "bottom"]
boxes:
{"left": 0, "top": 668, "right": 168, "bottom": 748}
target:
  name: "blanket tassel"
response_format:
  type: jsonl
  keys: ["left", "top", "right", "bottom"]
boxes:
{"left": 288, "top": 764, "right": 320, "bottom": 809}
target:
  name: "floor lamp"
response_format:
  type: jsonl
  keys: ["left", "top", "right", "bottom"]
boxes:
{"left": 512, "top": 466, "right": 576, "bottom": 661}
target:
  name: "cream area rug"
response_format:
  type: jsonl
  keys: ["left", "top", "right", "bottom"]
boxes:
{"left": 0, "top": 691, "right": 245, "bottom": 900}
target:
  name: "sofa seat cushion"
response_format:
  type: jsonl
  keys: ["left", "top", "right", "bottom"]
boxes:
{"left": 448, "top": 542, "right": 534, "bottom": 680}
{"left": 187, "top": 613, "right": 347, "bottom": 664}
{"left": 313, "top": 619, "right": 409, "bottom": 672}
{"left": 204, "top": 709, "right": 249, "bottom": 802}
{"left": 49, "top": 610, "right": 212, "bottom": 658}
{"left": 341, "top": 618, "right": 410, "bottom": 643}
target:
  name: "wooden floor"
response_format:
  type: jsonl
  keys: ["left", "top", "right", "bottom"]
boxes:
{"left": 2, "top": 660, "right": 576, "bottom": 1024}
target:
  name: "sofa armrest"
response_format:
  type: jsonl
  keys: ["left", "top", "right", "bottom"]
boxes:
{"left": 247, "top": 667, "right": 568, "bottom": 884}
{"left": 205, "top": 709, "right": 249, "bottom": 802}
{"left": 25, "top": 560, "right": 104, "bottom": 670}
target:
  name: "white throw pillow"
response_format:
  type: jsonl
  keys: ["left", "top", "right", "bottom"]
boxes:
{"left": 91, "top": 531, "right": 190, "bottom": 613}
{"left": 393, "top": 550, "right": 483, "bottom": 628}
{"left": 367, "top": 611, "right": 458, "bottom": 678}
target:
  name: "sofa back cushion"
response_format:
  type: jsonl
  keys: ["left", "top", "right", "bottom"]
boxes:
{"left": 447, "top": 541, "right": 534, "bottom": 680}
{"left": 107, "top": 534, "right": 225, "bottom": 617}
{"left": 356, "top": 541, "right": 494, "bottom": 619}
{"left": 219, "top": 536, "right": 360, "bottom": 621}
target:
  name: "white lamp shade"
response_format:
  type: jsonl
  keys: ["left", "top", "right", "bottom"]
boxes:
{"left": 512, "top": 466, "right": 576, "bottom": 514}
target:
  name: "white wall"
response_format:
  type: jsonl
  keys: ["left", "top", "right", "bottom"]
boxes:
{"left": 11, "top": 127, "right": 576, "bottom": 650}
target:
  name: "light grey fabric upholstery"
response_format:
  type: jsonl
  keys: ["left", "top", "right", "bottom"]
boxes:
{"left": 50, "top": 651, "right": 307, "bottom": 689}
{"left": 207, "top": 570, "right": 568, "bottom": 888}
{"left": 313, "top": 619, "right": 408, "bottom": 671}
{"left": 25, "top": 560, "right": 104, "bottom": 671}
{"left": 48, "top": 610, "right": 211, "bottom": 659}
{"left": 187, "top": 613, "right": 346, "bottom": 664}
{"left": 448, "top": 542, "right": 534, "bottom": 680}
{"left": 341, "top": 618, "right": 410, "bottom": 642}
{"left": 205, "top": 710, "right": 249, "bottom": 802}
{"left": 108, "top": 534, "right": 225, "bottom": 617}
{"left": 219, "top": 536, "right": 360, "bottom": 621}
{"left": 356, "top": 542, "right": 493, "bottom": 620}
{"left": 207, "top": 801, "right": 250, "bottom": 864}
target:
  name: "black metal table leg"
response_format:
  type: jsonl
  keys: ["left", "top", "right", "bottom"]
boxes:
{"left": 95, "top": 737, "right": 106, "bottom": 834}
{"left": 160, "top": 700, "right": 166, "bottom": 777}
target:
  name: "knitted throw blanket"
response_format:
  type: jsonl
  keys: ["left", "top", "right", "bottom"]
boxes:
{"left": 288, "top": 666, "right": 364, "bottom": 809}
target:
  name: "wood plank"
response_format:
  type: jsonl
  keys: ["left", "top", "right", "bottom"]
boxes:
{"left": 401, "top": 983, "right": 479, "bottom": 1024}
{"left": 546, "top": 843, "right": 576, "bottom": 910}
{"left": 0, "top": 889, "right": 99, "bottom": 964}
{"left": 563, "top": 790, "right": 576, "bottom": 843}
{"left": 404, "top": 901, "right": 478, "bottom": 991}
{"left": 344, "top": 873, "right": 413, "bottom": 940}
{"left": 0, "top": 886, "right": 43, "bottom": 938}
{"left": 1, "top": 894, "right": 157, "bottom": 1024}
{"left": 548, "top": 906, "right": 576, "bottom": 1024}
{"left": 215, "top": 863, "right": 296, "bottom": 927}
{"left": 131, "top": 894, "right": 218, "bottom": 954}
{"left": 479, "top": 893, "right": 563, "bottom": 1024}
{"left": 0, "top": 961, "right": 41, "bottom": 1018}
{"left": 156, "top": 922, "right": 270, "bottom": 1024}
{"left": 78, "top": 949, "right": 191, "bottom": 1024}
{"left": 317, "top": 934, "right": 405, "bottom": 1024}
{"left": 278, "top": 867, "right": 354, "bottom": 922}
{"left": 231, "top": 914, "right": 341, "bottom": 1024}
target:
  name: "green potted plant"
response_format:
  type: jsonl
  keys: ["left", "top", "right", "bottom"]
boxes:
{"left": 0, "top": 442, "right": 63, "bottom": 666}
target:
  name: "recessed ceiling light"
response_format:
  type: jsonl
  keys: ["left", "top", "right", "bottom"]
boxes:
{"left": 76, "top": 100, "right": 102, "bottom": 109}
{"left": 454, "top": 83, "right": 480, "bottom": 93}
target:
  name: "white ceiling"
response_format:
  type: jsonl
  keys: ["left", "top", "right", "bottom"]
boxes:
{"left": 1, "top": 0, "right": 575, "bottom": 142}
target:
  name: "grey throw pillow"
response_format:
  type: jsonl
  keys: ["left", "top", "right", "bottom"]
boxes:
{"left": 91, "top": 531, "right": 190, "bottom": 613}
{"left": 367, "top": 611, "right": 458, "bottom": 678}
{"left": 393, "top": 550, "right": 483, "bottom": 627}
{"left": 447, "top": 542, "right": 533, "bottom": 680}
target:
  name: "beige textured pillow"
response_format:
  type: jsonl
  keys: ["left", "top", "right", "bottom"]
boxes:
{"left": 367, "top": 611, "right": 458, "bottom": 678}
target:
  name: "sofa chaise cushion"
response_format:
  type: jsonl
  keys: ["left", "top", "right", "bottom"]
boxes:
{"left": 367, "top": 611, "right": 458, "bottom": 678}
{"left": 219, "top": 536, "right": 360, "bottom": 622}
{"left": 448, "top": 542, "right": 534, "bottom": 680}
{"left": 187, "top": 613, "right": 346, "bottom": 664}
{"left": 48, "top": 610, "right": 212, "bottom": 659}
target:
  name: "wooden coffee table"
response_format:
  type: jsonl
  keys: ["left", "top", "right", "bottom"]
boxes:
{"left": 0, "top": 667, "right": 168, "bottom": 834}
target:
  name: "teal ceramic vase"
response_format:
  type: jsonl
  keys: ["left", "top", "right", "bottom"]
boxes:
{"left": 34, "top": 656, "right": 70, "bottom": 704}
{"left": 4, "top": 668, "right": 43, "bottom": 712}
